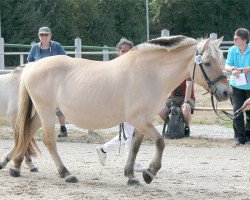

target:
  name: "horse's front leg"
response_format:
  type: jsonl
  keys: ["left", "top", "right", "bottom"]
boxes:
{"left": 42, "top": 125, "right": 78, "bottom": 183}
{"left": 134, "top": 122, "right": 165, "bottom": 184}
{"left": 143, "top": 131, "right": 165, "bottom": 184}
{"left": 124, "top": 129, "right": 144, "bottom": 186}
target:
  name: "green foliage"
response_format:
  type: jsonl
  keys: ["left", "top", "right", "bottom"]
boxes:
{"left": 156, "top": 0, "right": 250, "bottom": 39}
{"left": 1, "top": 0, "right": 250, "bottom": 65}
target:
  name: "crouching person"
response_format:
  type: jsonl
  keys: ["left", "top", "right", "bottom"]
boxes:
{"left": 159, "top": 78, "right": 195, "bottom": 138}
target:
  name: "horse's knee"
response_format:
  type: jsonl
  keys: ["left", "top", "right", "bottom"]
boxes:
{"left": 156, "top": 137, "right": 165, "bottom": 151}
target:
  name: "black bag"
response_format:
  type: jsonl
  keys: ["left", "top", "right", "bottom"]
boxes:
{"left": 162, "top": 105, "right": 185, "bottom": 139}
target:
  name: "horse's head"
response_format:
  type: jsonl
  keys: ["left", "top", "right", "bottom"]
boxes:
{"left": 194, "top": 37, "right": 231, "bottom": 101}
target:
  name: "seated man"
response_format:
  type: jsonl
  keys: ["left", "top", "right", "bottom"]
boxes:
{"left": 159, "top": 78, "right": 195, "bottom": 137}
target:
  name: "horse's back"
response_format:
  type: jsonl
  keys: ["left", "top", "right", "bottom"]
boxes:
{"left": 22, "top": 56, "right": 127, "bottom": 129}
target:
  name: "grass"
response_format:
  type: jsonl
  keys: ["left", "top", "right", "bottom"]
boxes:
{"left": 0, "top": 117, "right": 233, "bottom": 148}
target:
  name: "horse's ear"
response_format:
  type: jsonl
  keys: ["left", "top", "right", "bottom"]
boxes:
{"left": 199, "top": 38, "right": 211, "bottom": 54}
{"left": 212, "top": 36, "right": 224, "bottom": 47}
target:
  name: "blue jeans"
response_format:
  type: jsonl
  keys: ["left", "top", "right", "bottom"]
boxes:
{"left": 231, "top": 86, "right": 250, "bottom": 143}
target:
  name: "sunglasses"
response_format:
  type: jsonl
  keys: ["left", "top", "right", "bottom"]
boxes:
{"left": 233, "top": 37, "right": 241, "bottom": 41}
{"left": 39, "top": 33, "right": 49, "bottom": 37}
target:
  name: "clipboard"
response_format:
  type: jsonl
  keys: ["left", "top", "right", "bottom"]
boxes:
{"left": 234, "top": 73, "right": 248, "bottom": 86}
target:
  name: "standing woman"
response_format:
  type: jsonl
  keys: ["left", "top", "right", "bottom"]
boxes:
{"left": 225, "top": 28, "right": 250, "bottom": 145}
{"left": 27, "top": 27, "right": 68, "bottom": 138}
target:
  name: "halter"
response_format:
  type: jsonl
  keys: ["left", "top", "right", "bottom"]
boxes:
{"left": 192, "top": 49, "right": 230, "bottom": 120}
{"left": 192, "top": 50, "right": 226, "bottom": 93}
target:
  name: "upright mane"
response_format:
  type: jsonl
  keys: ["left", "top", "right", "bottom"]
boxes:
{"left": 197, "top": 38, "right": 223, "bottom": 61}
{"left": 135, "top": 35, "right": 197, "bottom": 52}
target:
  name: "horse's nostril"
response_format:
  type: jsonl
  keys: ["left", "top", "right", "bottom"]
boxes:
{"left": 223, "top": 90, "right": 230, "bottom": 99}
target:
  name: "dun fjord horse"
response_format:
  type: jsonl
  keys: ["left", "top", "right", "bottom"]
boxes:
{"left": 10, "top": 36, "right": 231, "bottom": 186}
{"left": 0, "top": 67, "right": 38, "bottom": 172}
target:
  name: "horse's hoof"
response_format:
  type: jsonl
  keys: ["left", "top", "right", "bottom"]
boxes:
{"left": 65, "top": 175, "right": 79, "bottom": 183}
{"left": 30, "top": 167, "right": 38, "bottom": 172}
{"left": 127, "top": 178, "right": 142, "bottom": 186}
{"left": 9, "top": 168, "right": 21, "bottom": 177}
{"left": 143, "top": 170, "right": 155, "bottom": 184}
{"left": 0, "top": 162, "right": 6, "bottom": 170}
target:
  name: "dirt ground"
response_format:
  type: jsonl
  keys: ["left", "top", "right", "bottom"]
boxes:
{"left": 0, "top": 139, "right": 249, "bottom": 200}
{"left": 0, "top": 75, "right": 248, "bottom": 200}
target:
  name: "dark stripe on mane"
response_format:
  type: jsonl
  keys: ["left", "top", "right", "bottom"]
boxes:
{"left": 148, "top": 35, "right": 187, "bottom": 48}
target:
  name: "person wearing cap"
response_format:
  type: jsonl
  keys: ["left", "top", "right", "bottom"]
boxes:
{"left": 27, "top": 26, "right": 68, "bottom": 138}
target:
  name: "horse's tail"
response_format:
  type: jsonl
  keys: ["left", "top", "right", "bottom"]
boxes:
{"left": 13, "top": 78, "right": 40, "bottom": 159}
{"left": 26, "top": 138, "right": 40, "bottom": 157}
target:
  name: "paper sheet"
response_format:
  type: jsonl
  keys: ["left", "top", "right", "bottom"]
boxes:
{"left": 234, "top": 73, "right": 248, "bottom": 86}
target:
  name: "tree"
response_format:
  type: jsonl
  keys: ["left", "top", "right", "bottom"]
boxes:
{"left": 153, "top": 0, "right": 250, "bottom": 39}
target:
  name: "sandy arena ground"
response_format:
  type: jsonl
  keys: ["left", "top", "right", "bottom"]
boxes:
{"left": 0, "top": 139, "right": 249, "bottom": 200}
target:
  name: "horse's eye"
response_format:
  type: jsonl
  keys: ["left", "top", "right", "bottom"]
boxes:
{"left": 204, "top": 62, "right": 211, "bottom": 66}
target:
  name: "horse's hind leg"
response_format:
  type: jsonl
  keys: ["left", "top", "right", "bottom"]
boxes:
{"left": 0, "top": 117, "right": 16, "bottom": 169}
{"left": 24, "top": 152, "right": 38, "bottom": 172}
{"left": 125, "top": 129, "right": 144, "bottom": 186}
{"left": 0, "top": 149, "right": 38, "bottom": 172}
{"left": 10, "top": 113, "right": 41, "bottom": 177}
{"left": 41, "top": 118, "right": 78, "bottom": 183}
{"left": 0, "top": 149, "right": 14, "bottom": 170}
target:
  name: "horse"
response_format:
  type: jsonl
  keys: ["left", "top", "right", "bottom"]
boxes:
{"left": 0, "top": 67, "right": 38, "bottom": 172}
{"left": 10, "top": 35, "right": 231, "bottom": 186}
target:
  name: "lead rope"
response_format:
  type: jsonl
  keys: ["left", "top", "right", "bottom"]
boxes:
{"left": 118, "top": 123, "right": 127, "bottom": 154}
{"left": 162, "top": 114, "right": 168, "bottom": 138}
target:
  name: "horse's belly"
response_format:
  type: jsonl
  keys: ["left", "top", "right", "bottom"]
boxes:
{"left": 70, "top": 118, "right": 121, "bottom": 130}
{"left": 65, "top": 112, "right": 122, "bottom": 130}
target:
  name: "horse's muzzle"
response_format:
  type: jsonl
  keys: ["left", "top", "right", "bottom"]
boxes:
{"left": 214, "top": 87, "right": 231, "bottom": 102}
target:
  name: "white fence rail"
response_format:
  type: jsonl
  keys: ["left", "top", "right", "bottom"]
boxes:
{"left": 0, "top": 37, "right": 117, "bottom": 71}
{"left": 0, "top": 30, "right": 234, "bottom": 73}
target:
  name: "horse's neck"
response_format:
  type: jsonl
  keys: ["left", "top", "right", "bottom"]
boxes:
{"left": 139, "top": 46, "right": 195, "bottom": 95}
{"left": 146, "top": 46, "right": 196, "bottom": 86}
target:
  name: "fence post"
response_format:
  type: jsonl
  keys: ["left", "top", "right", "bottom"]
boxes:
{"left": 74, "top": 37, "right": 81, "bottom": 58}
{"left": 0, "top": 37, "right": 4, "bottom": 69}
{"left": 103, "top": 45, "right": 109, "bottom": 61}
{"left": 20, "top": 54, "right": 24, "bottom": 65}
{"left": 210, "top": 33, "right": 217, "bottom": 40}
{"left": 161, "top": 29, "right": 170, "bottom": 37}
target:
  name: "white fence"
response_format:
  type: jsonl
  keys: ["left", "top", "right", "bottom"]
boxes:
{"left": 0, "top": 30, "right": 234, "bottom": 73}
{"left": 0, "top": 37, "right": 117, "bottom": 71}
